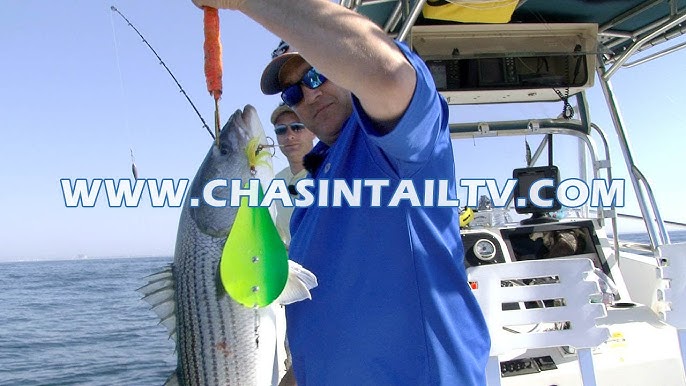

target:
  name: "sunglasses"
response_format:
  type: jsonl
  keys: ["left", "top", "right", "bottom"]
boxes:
{"left": 281, "top": 67, "right": 328, "bottom": 107}
{"left": 274, "top": 122, "right": 306, "bottom": 135}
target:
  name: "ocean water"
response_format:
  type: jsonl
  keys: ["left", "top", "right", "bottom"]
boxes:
{"left": 0, "top": 257, "right": 175, "bottom": 385}
{"left": 1, "top": 231, "right": 685, "bottom": 385}
{"left": 610, "top": 229, "right": 686, "bottom": 245}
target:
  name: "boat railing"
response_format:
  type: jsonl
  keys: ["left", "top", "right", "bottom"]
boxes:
{"left": 450, "top": 113, "right": 675, "bottom": 260}
{"left": 589, "top": 123, "right": 621, "bottom": 260}
{"left": 596, "top": 61, "right": 671, "bottom": 250}
{"left": 449, "top": 116, "right": 618, "bottom": 230}
{"left": 449, "top": 118, "right": 610, "bottom": 193}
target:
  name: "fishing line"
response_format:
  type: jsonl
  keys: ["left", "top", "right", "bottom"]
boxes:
{"left": 110, "top": 6, "right": 215, "bottom": 140}
{"left": 109, "top": 5, "right": 139, "bottom": 179}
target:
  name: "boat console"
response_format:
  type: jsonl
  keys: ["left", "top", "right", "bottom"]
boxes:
{"left": 462, "top": 219, "right": 608, "bottom": 274}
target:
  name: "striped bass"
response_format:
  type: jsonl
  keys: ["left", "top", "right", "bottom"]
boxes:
{"left": 139, "top": 105, "right": 316, "bottom": 386}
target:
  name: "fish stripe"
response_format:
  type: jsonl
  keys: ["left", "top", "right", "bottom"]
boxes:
{"left": 200, "top": 244, "right": 217, "bottom": 383}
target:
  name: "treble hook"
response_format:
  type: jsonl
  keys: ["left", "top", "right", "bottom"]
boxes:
{"left": 256, "top": 137, "right": 283, "bottom": 157}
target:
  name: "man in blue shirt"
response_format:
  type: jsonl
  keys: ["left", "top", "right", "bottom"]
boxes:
{"left": 193, "top": 1, "right": 490, "bottom": 384}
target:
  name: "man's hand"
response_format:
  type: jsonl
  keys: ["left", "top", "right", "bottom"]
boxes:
{"left": 191, "top": 0, "right": 245, "bottom": 10}
{"left": 278, "top": 367, "right": 297, "bottom": 386}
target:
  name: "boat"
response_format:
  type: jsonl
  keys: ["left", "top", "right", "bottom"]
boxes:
{"left": 344, "top": 0, "right": 686, "bottom": 384}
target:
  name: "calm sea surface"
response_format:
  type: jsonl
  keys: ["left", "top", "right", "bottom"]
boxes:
{"left": 1, "top": 231, "right": 685, "bottom": 385}
{"left": 0, "top": 256, "right": 175, "bottom": 385}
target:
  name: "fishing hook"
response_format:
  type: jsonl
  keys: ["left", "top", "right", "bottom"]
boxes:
{"left": 256, "top": 137, "right": 283, "bottom": 158}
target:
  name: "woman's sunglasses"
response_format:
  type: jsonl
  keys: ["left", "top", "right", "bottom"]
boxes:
{"left": 281, "top": 67, "right": 328, "bottom": 107}
{"left": 274, "top": 122, "right": 306, "bottom": 136}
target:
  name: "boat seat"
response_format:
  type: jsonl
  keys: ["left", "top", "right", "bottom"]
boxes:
{"left": 467, "top": 258, "right": 609, "bottom": 386}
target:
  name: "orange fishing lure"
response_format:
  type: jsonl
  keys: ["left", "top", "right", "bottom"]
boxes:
{"left": 203, "top": 7, "right": 222, "bottom": 101}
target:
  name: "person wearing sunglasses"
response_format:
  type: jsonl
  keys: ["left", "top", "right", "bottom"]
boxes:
{"left": 271, "top": 103, "right": 316, "bottom": 247}
{"left": 192, "top": 1, "right": 490, "bottom": 386}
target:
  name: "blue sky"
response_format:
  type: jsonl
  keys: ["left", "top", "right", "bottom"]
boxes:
{"left": 1, "top": 1, "right": 685, "bottom": 261}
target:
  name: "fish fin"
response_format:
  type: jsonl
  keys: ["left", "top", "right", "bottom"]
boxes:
{"left": 164, "top": 372, "right": 180, "bottom": 386}
{"left": 275, "top": 260, "right": 318, "bottom": 305}
{"left": 138, "top": 264, "right": 177, "bottom": 342}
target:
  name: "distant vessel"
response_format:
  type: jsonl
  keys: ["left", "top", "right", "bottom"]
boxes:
{"left": 76, "top": 254, "right": 88, "bottom": 260}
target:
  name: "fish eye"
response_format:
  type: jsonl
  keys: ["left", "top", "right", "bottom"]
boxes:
{"left": 220, "top": 147, "right": 228, "bottom": 155}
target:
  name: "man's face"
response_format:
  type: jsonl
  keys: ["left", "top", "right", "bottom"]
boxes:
{"left": 279, "top": 60, "right": 353, "bottom": 145}
{"left": 274, "top": 111, "right": 315, "bottom": 162}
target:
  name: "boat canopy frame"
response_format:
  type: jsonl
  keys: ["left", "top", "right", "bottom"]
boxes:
{"left": 344, "top": 0, "right": 686, "bottom": 70}
{"left": 344, "top": 0, "right": 684, "bottom": 251}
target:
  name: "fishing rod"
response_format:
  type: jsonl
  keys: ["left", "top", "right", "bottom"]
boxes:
{"left": 110, "top": 6, "right": 215, "bottom": 140}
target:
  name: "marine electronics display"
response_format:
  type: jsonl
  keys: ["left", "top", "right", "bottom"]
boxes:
{"left": 512, "top": 165, "right": 562, "bottom": 224}
{"left": 425, "top": 53, "right": 587, "bottom": 90}
{"left": 410, "top": 23, "right": 598, "bottom": 104}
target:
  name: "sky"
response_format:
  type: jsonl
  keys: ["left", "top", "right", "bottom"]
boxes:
{"left": 1, "top": 1, "right": 685, "bottom": 261}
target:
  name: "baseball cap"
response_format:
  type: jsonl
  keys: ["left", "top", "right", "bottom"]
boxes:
{"left": 260, "top": 40, "right": 307, "bottom": 95}
{"left": 270, "top": 103, "right": 295, "bottom": 125}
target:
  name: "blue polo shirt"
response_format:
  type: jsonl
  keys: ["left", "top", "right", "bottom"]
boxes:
{"left": 287, "top": 41, "right": 490, "bottom": 385}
